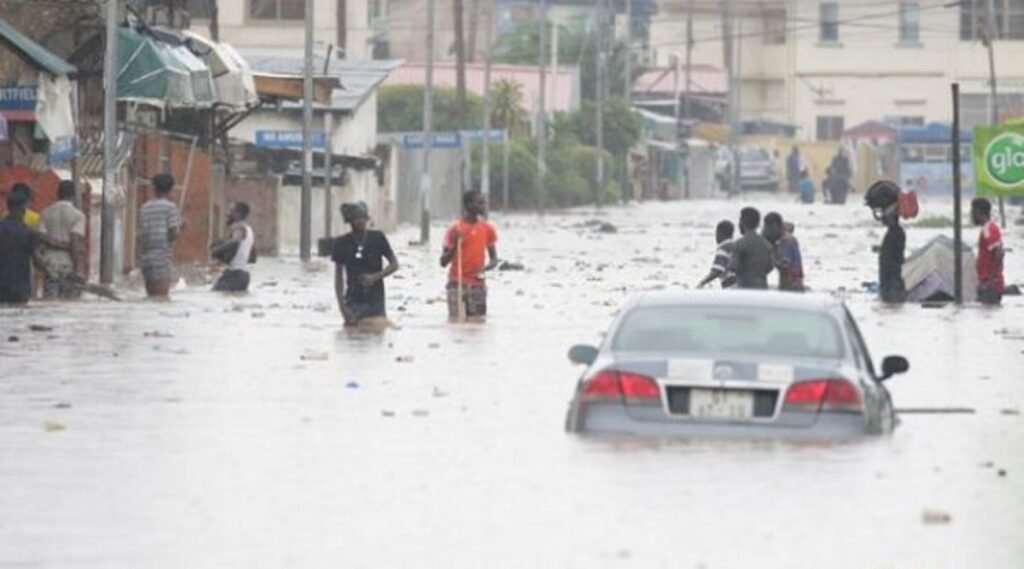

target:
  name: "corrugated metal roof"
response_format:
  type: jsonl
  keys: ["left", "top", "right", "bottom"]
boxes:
{"left": 0, "top": 17, "right": 76, "bottom": 76}
{"left": 237, "top": 48, "right": 402, "bottom": 112}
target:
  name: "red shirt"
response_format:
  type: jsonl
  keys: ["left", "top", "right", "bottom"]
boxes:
{"left": 977, "top": 220, "right": 1004, "bottom": 293}
{"left": 444, "top": 218, "right": 497, "bottom": 285}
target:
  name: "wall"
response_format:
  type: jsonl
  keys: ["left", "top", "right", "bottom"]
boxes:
{"left": 224, "top": 174, "right": 280, "bottom": 255}
{"left": 650, "top": 0, "right": 1024, "bottom": 141}
{"left": 130, "top": 134, "right": 218, "bottom": 266}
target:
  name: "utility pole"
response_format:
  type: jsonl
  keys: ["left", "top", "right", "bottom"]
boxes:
{"left": 684, "top": 0, "right": 693, "bottom": 120}
{"left": 984, "top": 0, "right": 1007, "bottom": 227}
{"left": 100, "top": 0, "right": 117, "bottom": 284}
{"left": 300, "top": 0, "right": 314, "bottom": 261}
{"left": 481, "top": 0, "right": 495, "bottom": 204}
{"left": 683, "top": 0, "right": 693, "bottom": 199}
{"left": 595, "top": 0, "right": 606, "bottom": 205}
{"left": 454, "top": 0, "right": 467, "bottom": 130}
{"left": 723, "top": 0, "right": 739, "bottom": 195}
{"left": 323, "top": 46, "right": 334, "bottom": 239}
{"left": 622, "top": 0, "right": 632, "bottom": 203}
{"left": 537, "top": 0, "right": 548, "bottom": 214}
{"left": 623, "top": 0, "right": 632, "bottom": 103}
{"left": 420, "top": 0, "right": 436, "bottom": 243}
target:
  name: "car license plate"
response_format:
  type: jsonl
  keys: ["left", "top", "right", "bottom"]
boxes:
{"left": 689, "top": 389, "right": 755, "bottom": 419}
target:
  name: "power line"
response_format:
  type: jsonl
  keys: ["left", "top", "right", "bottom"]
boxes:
{"left": 649, "top": 1, "right": 961, "bottom": 48}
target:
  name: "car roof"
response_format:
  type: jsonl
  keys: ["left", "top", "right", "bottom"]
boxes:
{"left": 631, "top": 290, "right": 844, "bottom": 314}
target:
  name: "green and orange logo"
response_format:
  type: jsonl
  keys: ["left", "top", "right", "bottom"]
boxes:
{"left": 984, "top": 132, "right": 1024, "bottom": 188}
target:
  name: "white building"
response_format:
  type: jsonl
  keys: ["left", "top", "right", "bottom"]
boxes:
{"left": 649, "top": 0, "right": 1024, "bottom": 140}
{"left": 186, "top": 0, "right": 378, "bottom": 61}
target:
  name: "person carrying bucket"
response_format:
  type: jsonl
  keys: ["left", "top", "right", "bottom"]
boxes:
{"left": 440, "top": 190, "right": 499, "bottom": 321}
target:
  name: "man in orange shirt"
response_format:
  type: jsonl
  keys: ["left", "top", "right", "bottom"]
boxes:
{"left": 440, "top": 190, "right": 499, "bottom": 321}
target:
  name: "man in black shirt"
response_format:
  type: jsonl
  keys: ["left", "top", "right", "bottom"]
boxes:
{"left": 728, "top": 207, "right": 775, "bottom": 289}
{"left": 866, "top": 181, "right": 906, "bottom": 304}
{"left": 877, "top": 209, "right": 906, "bottom": 304}
{"left": 0, "top": 189, "right": 49, "bottom": 304}
{"left": 331, "top": 202, "right": 399, "bottom": 326}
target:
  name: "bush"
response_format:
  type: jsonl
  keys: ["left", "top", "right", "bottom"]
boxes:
{"left": 378, "top": 85, "right": 484, "bottom": 133}
{"left": 470, "top": 141, "right": 537, "bottom": 210}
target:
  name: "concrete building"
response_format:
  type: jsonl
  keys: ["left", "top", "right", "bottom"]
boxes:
{"left": 186, "top": 0, "right": 376, "bottom": 61}
{"left": 649, "top": 0, "right": 1024, "bottom": 140}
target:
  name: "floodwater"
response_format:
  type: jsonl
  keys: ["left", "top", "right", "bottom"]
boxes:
{"left": 1, "top": 197, "right": 1022, "bottom": 568}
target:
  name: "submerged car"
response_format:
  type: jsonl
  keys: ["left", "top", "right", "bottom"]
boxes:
{"left": 738, "top": 145, "right": 780, "bottom": 192}
{"left": 565, "top": 291, "right": 908, "bottom": 438}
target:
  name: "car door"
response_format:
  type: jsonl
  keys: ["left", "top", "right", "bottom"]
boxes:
{"left": 842, "top": 308, "right": 896, "bottom": 432}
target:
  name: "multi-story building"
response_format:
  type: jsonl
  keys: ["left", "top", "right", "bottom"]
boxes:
{"left": 185, "top": 0, "right": 376, "bottom": 60}
{"left": 650, "top": 0, "right": 1024, "bottom": 141}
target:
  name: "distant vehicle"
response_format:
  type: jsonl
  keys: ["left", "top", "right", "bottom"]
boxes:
{"left": 738, "top": 145, "right": 780, "bottom": 192}
{"left": 564, "top": 291, "right": 908, "bottom": 439}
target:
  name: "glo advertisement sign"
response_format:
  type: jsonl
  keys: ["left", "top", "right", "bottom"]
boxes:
{"left": 974, "top": 125, "right": 1024, "bottom": 197}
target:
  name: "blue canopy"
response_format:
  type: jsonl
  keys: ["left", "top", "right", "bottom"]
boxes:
{"left": 898, "top": 122, "right": 973, "bottom": 144}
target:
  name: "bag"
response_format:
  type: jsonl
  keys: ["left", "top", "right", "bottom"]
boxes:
{"left": 898, "top": 191, "right": 919, "bottom": 219}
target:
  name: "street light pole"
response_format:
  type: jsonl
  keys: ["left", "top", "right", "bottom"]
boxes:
{"left": 537, "top": 0, "right": 548, "bottom": 214}
{"left": 984, "top": 0, "right": 1007, "bottom": 227}
{"left": 100, "top": 0, "right": 117, "bottom": 284}
{"left": 420, "top": 0, "right": 436, "bottom": 243}
{"left": 596, "top": 0, "right": 606, "bottom": 206}
{"left": 481, "top": 0, "right": 495, "bottom": 204}
{"left": 300, "top": 0, "right": 314, "bottom": 261}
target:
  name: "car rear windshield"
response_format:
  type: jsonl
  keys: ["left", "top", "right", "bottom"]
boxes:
{"left": 740, "top": 147, "right": 768, "bottom": 161}
{"left": 613, "top": 305, "right": 845, "bottom": 359}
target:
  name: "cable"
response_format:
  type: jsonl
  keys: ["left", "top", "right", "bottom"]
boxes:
{"left": 648, "top": 1, "right": 963, "bottom": 48}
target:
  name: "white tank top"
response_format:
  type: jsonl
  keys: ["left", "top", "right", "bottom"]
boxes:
{"left": 229, "top": 223, "right": 254, "bottom": 270}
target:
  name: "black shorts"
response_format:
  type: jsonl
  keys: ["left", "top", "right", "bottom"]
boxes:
{"left": 213, "top": 269, "right": 250, "bottom": 292}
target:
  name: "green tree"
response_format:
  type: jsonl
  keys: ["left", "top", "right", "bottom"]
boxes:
{"left": 552, "top": 97, "right": 644, "bottom": 156}
{"left": 377, "top": 85, "right": 484, "bottom": 133}
{"left": 493, "top": 20, "right": 642, "bottom": 102}
{"left": 490, "top": 79, "right": 527, "bottom": 138}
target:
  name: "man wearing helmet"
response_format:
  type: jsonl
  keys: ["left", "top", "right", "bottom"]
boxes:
{"left": 866, "top": 181, "right": 906, "bottom": 304}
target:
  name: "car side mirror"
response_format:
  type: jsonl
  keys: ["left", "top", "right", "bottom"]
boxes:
{"left": 879, "top": 355, "right": 909, "bottom": 381}
{"left": 568, "top": 344, "right": 599, "bottom": 366}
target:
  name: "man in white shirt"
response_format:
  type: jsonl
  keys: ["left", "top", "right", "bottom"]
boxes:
{"left": 40, "top": 180, "right": 86, "bottom": 299}
{"left": 211, "top": 202, "right": 254, "bottom": 292}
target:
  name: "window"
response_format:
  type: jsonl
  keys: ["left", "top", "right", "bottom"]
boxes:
{"left": 188, "top": 0, "right": 212, "bottom": 19}
{"left": 763, "top": 9, "right": 787, "bottom": 45}
{"left": 816, "top": 115, "right": 844, "bottom": 141}
{"left": 896, "top": 115, "right": 925, "bottom": 127}
{"left": 819, "top": 2, "right": 839, "bottom": 43}
{"left": 613, "top": 305, "right": 846, "bottom": 360}
{"left": 961, "top": 0, "right": 1024, "bottom": 41}
{"left": 899, "top": 2, "right": 920, "bottom": 43}
{"left": 249, "top": 0, "right": 305, "bottom": 20}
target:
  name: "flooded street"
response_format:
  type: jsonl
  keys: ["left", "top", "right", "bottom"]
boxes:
{"left": 2, "top": 197, "right": 1023, "bottom": 568}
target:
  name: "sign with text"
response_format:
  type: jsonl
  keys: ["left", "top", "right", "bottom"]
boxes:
{"left": 974, "top": 125, "right": 1024, "bottom": 198}
{"left": 402, "top": 132, "right": 462, "bottom": 149}
{"left": 0, "top": 85, "right": 37, "bottom": 121}
{"left": 255, "top": 130, "right": 326, "bottom": 149}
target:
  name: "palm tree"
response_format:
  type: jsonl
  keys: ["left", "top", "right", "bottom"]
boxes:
{"left": 490, "top": 78, "right": 526, "bottom": 138}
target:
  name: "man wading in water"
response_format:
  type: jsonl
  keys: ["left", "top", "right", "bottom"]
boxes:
{"left": 441, "top": 190, "right": 499, "bottom": 321}
{"left": 210, "top": 202, "right": 255, "bottom": 292}
{"left": 332, "top": 202, "right": 399, "bottom": 326}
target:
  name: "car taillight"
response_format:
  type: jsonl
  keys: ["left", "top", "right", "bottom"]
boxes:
{"left": 783, "top": 379, "right": 863, "bottom": 414}
{"left": 581, "top": 370, "right": 661, "bottom": 405}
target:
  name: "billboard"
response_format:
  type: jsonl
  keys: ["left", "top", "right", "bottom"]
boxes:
{"left": 973, "top": 125, "right": 1024, "bottom": 198}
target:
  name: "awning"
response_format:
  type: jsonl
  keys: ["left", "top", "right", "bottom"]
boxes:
{"left": 0, "top": 17, "right": 76, "bottom": 76}
{"left": 117, "top": 27, "right": 215, "bottom": 108}
{"left": 183, "top": 32, "right": 258, "bottom": 108}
